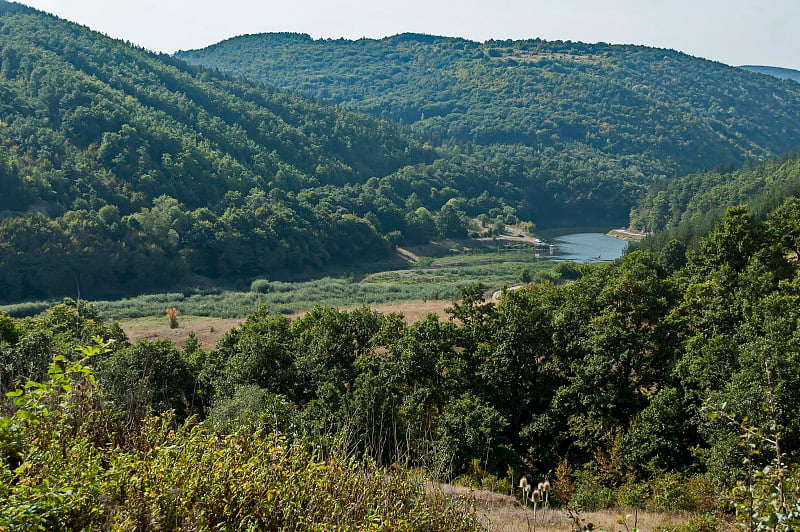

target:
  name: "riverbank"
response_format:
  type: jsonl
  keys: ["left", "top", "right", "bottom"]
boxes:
{"left": 608, "top": 228, "right": 648, "bottom": 241}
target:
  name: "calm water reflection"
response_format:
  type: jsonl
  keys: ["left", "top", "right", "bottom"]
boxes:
{"left": 547, "top": 232, "right": 628, "bottom": 263}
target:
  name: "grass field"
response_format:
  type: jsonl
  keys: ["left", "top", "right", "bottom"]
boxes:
{"left": 2, "top": 238, "right": 550, "bottom": 319}
{"left": 115, "top": 239, "right": 549, "bottom": 347}
{"left": 0, "top": 237, "right": 558, "bottom": 347}
{"left": 123, "top": 299, "right": 454, "bottom": 350}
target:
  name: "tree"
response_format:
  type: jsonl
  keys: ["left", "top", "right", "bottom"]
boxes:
{"left": 768, "top": 196, "right": 800, "bottom": 261}
{"left": 99, "top": 339, "right": 198, "bottom": 420}
{"left": 213, "top": 313, "right": 295, "bottom": 398}
{"left": 435, "top": 203, "right": 468, "bottom": 238}
{"left": 404, "top": 207, "right": 437, "bottom": 243}
{"left": 691, "top": 205, "right": 761, "bottom": 275}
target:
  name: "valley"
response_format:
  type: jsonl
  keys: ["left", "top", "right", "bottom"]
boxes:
{"left": 2, "top": 1, "right": 800, "bottom": 529}
{"left": 114, "top": 229, "right": 619, "bottom": 347}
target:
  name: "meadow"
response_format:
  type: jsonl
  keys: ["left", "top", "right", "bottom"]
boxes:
{"left": 0, "top": 239, "right": 554, "bottom": 322}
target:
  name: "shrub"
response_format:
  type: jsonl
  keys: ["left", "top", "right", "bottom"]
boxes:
{"left": 569, "top": 466, "right": 617, "bottom": 511}
{"left": 1, "top": 347, "right": 482, "bottom": 531}
{"left": 207, "top": 385, "right": 295, "bottom": 433}
{"left": 250, "top": 279, "right": 272, "bottom": 293}
{"left": 165, "top": 306, "right": 179, "bottom": 328}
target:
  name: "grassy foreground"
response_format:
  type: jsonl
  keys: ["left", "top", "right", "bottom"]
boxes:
{"left": 0, "top": 350, "right": 481, "bottom": 530}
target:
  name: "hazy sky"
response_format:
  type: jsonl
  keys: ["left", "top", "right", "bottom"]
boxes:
{"left": 15, "top": 0, "right": 800, "bottom": 70}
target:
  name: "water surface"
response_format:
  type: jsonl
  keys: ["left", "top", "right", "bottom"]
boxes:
{"left": 546, "top": 232, "right": 628, "bottom": 263}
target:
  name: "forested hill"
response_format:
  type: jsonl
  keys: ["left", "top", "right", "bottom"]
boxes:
{"left": 740, "top": 65, "right": 800, "bottom": 83}
{"left": 0, "top": 3, "right": 446, "bottom": 301}
{"left": 5, "top": 4, "right": 800, "bottom": 304}
{"left": 631, "top": 149, "right": 800, "bottom": 249}
{"left": 178, "top": 33, "right": 800, "bottom": 183}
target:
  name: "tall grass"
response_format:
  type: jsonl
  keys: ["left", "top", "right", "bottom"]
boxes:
{"left": 0, "top": 242, "right": 551, "bottom": 320}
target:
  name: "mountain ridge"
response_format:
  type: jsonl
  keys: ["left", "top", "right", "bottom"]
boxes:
{"left": 177, "top": 32, "right": 800, "bottom": 224}
{"left": 176, "top": 31, "right": 800, "bottom": 159}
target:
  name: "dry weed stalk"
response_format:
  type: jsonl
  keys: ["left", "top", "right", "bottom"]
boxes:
{"left": 166, "top": 306, "right": 179, "bottom": 329}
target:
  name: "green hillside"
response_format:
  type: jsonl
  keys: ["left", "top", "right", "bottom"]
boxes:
{"left": 0, "top": 4, "right": 462, "bottom": 302}
{"left": 631, "top": 150, "right": 800, "bottom": 251}
{"left": 178, "top": 33, "right": 800, "bottom": 218}
{"left": 6, "top": 4, "right": 800, "bottom": 304}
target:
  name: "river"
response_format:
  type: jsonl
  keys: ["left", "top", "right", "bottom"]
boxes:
{"left": 541, "top": 230, "right": 629, "bottom": 263}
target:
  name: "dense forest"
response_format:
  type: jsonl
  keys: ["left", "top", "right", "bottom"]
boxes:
{"left": 3, "top": 195, "right": 800, "bottom": 527}
{"left": 0, "top": 3, "right": 498, "bottom": 302}
{"left": 178, "top": 32, "right": 800, "bottom": 222}
{"left": 632, "top": 149, "right": 800, "bottom": 251}
{"left": 4, "top": 3, "right": 800, "bottom": 303}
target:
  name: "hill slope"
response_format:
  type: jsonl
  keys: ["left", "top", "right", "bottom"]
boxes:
{"left": 178, "top": 33, "right": 800, "bottom": 210}
{"left": 0, "top": 3, "right": 445, "bottom": 301}
{"left": 631, "top": 149, "right": 800, "bottom": 250}
{"left": 740, "top": 65, "right": 800, "bottom": 83}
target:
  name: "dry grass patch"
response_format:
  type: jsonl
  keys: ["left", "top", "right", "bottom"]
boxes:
{"left": 120, "top": 315, "right": 245, "bottom": 350}
{"left": 119, "top": 299, "right": 452, "bottom": 350}
{"left": 432, "top": 483, "right": 712, "bottom": 531}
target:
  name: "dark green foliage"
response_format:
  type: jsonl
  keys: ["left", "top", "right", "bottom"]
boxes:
{"left": 437, "top": 392, "right": 510, "bottom": 474}
{"left": 4, "top": 198, "right": 800, "bottom": 510}
{"left": 620, "top": 386, "right": 694, "bottom": 470}
{"left": 98, "top": 339, "right": 199, "bottom": 419}
{"left": 0, "top": 311, "right": 19, "bottom": 345}
{"left": 0, "top": 298, "right": 124, "bottom": 396}
{"left": 0, "top": 4, "right": 443, "bottom": 302}
{"left": 208, "top": 311, "right": 295, "bottom": 398}
{"left": 178, "top": 33, "right": 800, "bottom": 226}
{"left": 633, "top": 150, "right": 800, "bottom": 252}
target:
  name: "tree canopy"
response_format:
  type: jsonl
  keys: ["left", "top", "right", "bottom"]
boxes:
{"left": 178, "top": 33, "right": 800, "bottom": 225}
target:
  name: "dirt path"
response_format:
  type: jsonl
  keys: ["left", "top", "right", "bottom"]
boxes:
{"left": 120, "top": 299, "right": 453, "bottom": 350}
{"left": 490, "top": 284, "right": 526, "bottom": 302}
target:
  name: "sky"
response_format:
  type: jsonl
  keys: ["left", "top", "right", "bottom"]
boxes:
{"left": 14, "top": 0, "right": 800, "bottom": 70}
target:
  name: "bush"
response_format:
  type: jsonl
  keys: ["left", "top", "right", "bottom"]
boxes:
{"left": 207, "top": 385, "right": 295, "bottom": 433}
{"left": 0, "top": 349, "right": 482, "bottom": 531}
{"left": 250, "top": 279, "right": 272, "bottom": 293}
{"left": 569, "top": 466, "right": 617, "bottom": 511}
{"left": 552, "top": 261, "right": 583, "bottom": 280}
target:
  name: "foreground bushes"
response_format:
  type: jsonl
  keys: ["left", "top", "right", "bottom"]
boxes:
{"left": 0, "top": 348, "right": 480, "bottom": 531}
